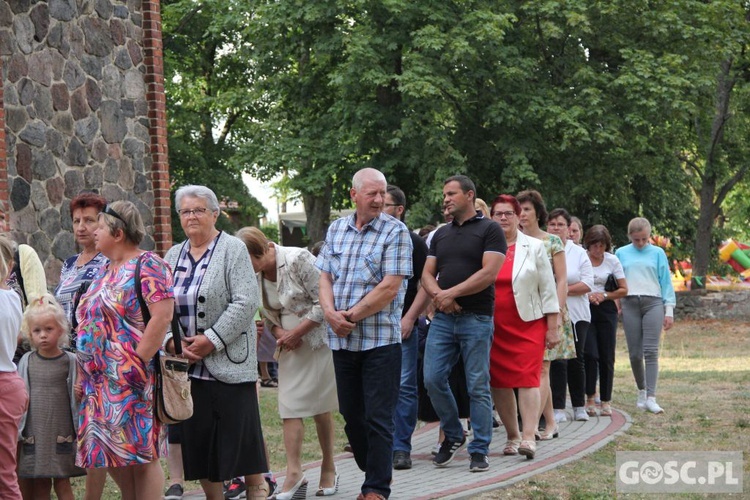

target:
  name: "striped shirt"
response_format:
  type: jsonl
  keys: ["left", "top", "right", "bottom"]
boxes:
{"left": 316, "top": 212, "right": 413, "bottom": 351}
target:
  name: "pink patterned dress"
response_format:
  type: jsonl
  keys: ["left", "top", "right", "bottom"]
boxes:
{"left": 75, "top": 252, "right": 173, "bottom": 468}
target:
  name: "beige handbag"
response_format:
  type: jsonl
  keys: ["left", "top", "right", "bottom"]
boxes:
{"left": 135, "top": 255, "right": 193, "bottom": 424}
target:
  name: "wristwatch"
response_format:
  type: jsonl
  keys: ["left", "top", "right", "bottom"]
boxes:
{"left": 603, "top": 292, "right": 609, "bottom": 299}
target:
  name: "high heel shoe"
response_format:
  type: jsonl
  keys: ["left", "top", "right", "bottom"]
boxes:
{"left": 273, "top": 476, "right": 308, "bottom": 500}
{"left": 539, "top": 424, "right": 559, "bottom": 440}
{"left": 518, "top": 440, "right": 536, "bottom": 460}
{"left": 316, "top": 469, "right": 339, "bottom": 496}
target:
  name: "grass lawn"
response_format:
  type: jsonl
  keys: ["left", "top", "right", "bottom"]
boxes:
{"left": 71, "top": 319, "right": 749, "bottom": 498}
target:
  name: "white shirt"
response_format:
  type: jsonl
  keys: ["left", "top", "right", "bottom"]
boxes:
{"left": 565, "top": 239, "right": 593, "bottom": 323}
{"left": 0, "top": 289, "right": 22, "bottom": 372}
{"left": 589, "top": 252, "right": 626, "bottom": 294}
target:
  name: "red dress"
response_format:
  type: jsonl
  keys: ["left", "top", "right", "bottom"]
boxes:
{"left": 490, "top": 244, "right": 547, "bottom": 388}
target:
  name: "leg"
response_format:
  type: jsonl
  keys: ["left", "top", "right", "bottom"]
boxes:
{"left": 567, "top": 321, "right": 590, "bottom": 408}
{"left": 53, "top": 478, "right": 75, "bottom": 500}
{"left": 457, "top": 314, "right": 494, "bottom": 455}
{"left": 28, "top": 478, "right": 52, "bottom": 500}
{"left": 584, "top": 310, "right": 600, "bottom": 398}
{"left": 0, "top": 373, "right": 27, "bottom": 499}
{"left": 538, "top": 361, "right": 555, "bottom": 427}
{"left": 199, "top": 479, "right": 225, "bottom": 500}
{"left": 598, "top": 306, "right": 619, "bottom": 402}
{"left": 83, "top": 468, "right": 108, "bottom": 500}
{"left": 549, "top": 360, "right": 567, "bottom": 410}
{"left": 332, "top": 350, "right": 368, "bottom": 472}
{"left": 393, "top": 326, "right": 419, "bottom": 454}
{"left": 108, "top": 467, "right": 136, "bottom": 500}
{"left": 18, "top": 477, "right": 33, "bottom": 499}
{"left": 313, "top": 412, "right": 337, "bottom": 489}
{"left": 641, "top": 297, "right": 665, "bottom": 397}
{"left": 281, "top": 418, "right": 305, "bottom": 492}
{"left": 244, "top": 473, "right": 269, "bottom": 499}
{"left": 360, "top": 343, "right": 401, "bottom": 497}
{"left": 621, "top": 297, "right": 646, "bottom": 390}
{"left": 492, "top": 388, "right": 520, "bottom": 441}
{"left": 167, "top": 442, "right": 184, "bottom": 487}
{"left": 423, "top": 313, "right": 463, "bottom": 443}
{"left": 517, "top": 388, "right": 541, "bottom": 443}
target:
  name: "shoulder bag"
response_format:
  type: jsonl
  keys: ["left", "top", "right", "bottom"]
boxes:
{"left": 135, "top": 254, "right": 193, "bottom": 424}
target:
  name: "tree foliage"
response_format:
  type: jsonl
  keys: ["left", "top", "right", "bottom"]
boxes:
{"left": 162, "top": 0, "right": 750, "bottom": 271}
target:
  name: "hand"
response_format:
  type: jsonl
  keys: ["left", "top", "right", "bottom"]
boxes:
{"left": 276, "top": 328, "right": 303, "bottom": 351}
{"left": 74, "top": 382, "right": 83, "bottom": 403}
{"left": 432, "top": 289, "right": 457, "bottom": 311}
{"left": 438, "top": 299, "right": 462, "bottom": 314}
{"left": 545, "top": 326, "right": 561, "bottom": 349}
{"left": 326, "top": 310, "right": 356, "bottom": 338}
{"left": 182, "top": 335, "right": 216, "bottom": 361}
{"left": 663, "top": 316, "right": 674, "bottom": 331}
{"left": 400, "top": 317, "right": 415, "bottom": 340}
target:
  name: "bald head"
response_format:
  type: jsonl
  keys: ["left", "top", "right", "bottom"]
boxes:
{"left": 352, "top": 168, "right": 387, "bottom": 191}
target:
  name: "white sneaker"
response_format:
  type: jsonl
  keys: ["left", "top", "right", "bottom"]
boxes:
{"left": 573, "top": 407, "right": 590, "bottom": 421}
{"left": 554, "top": 409, "right": 568, "bottom": 423}
{"left": 636, "top": 389, "right": 648, "bottom": 410}
{"left": 645, "top": 397, "right": 664, "bottom": 414}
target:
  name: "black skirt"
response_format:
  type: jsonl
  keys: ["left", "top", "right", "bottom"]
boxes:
{"left": 180, "top": 379, "right": 268, "bottom": 482}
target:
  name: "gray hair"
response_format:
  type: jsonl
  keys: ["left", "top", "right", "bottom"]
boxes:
{"left": 627, "top": 217, "right": 651, "bottom": 235}
{"left": 100, "top": 200, "right": 145, "bottom": 245}
{"left": 175, "top": 185, "right": 220, "bottom": 213}
{"left": 352, "top": 168, "right": 387, "bottom": 191}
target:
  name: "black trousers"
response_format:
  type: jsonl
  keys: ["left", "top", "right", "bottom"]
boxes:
{"left": 551, "top": 320, "right": 590, "bottom": 409}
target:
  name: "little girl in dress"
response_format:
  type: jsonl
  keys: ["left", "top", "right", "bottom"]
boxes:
{"left": 17, "top": 294, "right": 85, "bottom": 499}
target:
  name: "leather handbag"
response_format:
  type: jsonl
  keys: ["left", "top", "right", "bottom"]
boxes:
{"left": 135, "top": 254, "right": 193, "bottom": 424}
{"left": 604, "top": 273, "right": 619, "bottom": 292}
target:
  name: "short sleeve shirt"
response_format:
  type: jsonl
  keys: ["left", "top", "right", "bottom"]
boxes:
{"left": 428, "top": 212, "right": 507, "bottom": 315}
{"left": 315, "top": 212, "right": 413, "bottom": 351}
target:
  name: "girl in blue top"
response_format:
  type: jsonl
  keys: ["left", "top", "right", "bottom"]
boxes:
{"left": 615, "top": 218, "right": 676, "bottom": 414}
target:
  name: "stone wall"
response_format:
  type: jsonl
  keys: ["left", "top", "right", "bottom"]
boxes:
{"left": 676, "top": 289, "right": 750, "bottom": 320}
{"left": 0, "top": 0, "right": 171, "bottom": 286}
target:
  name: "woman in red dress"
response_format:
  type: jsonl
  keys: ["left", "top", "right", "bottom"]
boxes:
{"left": 489, "top": 195, "right": 559, "bottom": 459}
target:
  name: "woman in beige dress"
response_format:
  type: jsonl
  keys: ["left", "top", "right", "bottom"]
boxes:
{"left": 237, "top": 227, "right": 339, "bottom": 500}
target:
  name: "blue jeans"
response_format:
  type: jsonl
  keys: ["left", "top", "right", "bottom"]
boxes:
{"left": 332, "top": 343, "right": 401, "bottom": 498}
{"left": 393, "top": 326, "right": 418, "bottom": 453}
{"left": 423, "top": 312, "right": 494, "bottom": 455}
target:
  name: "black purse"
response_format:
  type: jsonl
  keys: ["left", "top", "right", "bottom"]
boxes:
{"left": 604, "top": 273, "right": 619, "bottom": 292}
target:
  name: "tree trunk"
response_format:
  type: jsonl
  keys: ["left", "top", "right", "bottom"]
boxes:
{"left": 692, "top": 179, "right": 717, "bottom": 289}
{"left": 302, "top": 181, "right": 333, "bottom": 247}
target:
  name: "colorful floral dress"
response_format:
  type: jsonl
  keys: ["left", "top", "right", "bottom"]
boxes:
{"left": 75, "top": 252, "right": 173, "bottom": 468}
{"left": 541, "top": 234, "right": 576, "bottom": 361}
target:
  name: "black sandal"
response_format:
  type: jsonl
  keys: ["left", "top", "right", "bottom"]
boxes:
{"left": 260, "top": 378, "right": 278, "bottom": 388}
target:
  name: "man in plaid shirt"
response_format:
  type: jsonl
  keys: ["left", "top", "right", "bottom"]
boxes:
{"left": 316, "top": 168, "right": 413, "bottom": 500}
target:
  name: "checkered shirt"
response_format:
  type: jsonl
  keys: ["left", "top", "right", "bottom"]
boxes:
{"left": 171, "top": 234, "right": 220, "bottom": 380}
{"left": 315, "top": 212, "right": 413, "bottom": 351}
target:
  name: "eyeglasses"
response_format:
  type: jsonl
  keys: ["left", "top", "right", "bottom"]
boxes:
{"left": 491, "top": 211, "right": 516, "bottom": 219}
{"left": 102, "top": 204, "right": 127, "bottom": 224}
{"left": 177, "top": 207, "right": 211, "bottom": 218}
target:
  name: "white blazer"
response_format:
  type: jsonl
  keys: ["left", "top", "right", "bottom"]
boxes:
{"left": 510, "top": 231, "right": 560, "bottom": 322}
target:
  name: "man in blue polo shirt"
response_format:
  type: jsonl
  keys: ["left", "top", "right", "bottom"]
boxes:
{"left": 316, "top": 168, "right": 413, "bottom": 500}
{"left": 422, "top": 175, "right": 506, "bottom": 472}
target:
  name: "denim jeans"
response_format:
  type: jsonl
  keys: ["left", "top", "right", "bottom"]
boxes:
{"left": 424, "top": 312, "right": 494, "bottom": 455}
{"left": 393, "top": 326, "right": 418, "bottom": 453}
{"left": 332, "top": 343, "right": 401, "bottom": 498}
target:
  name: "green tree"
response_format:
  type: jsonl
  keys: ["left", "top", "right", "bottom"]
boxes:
{"left": 162, "top": 0, "right": 266, "bottom": 241}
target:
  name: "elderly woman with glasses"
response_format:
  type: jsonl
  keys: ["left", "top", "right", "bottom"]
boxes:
{"left": 75, "top": 200, "right": 174, "bottom": 499}
{"left": 164, "top": 185, "right": 269, "bottom": 499}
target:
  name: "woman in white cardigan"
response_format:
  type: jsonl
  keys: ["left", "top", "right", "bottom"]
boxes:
{"left": 488, "top": 195, "right": 559, "bottom": 460}
{"left": 237, "top": 227, "right": 339, "bottom": 500}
